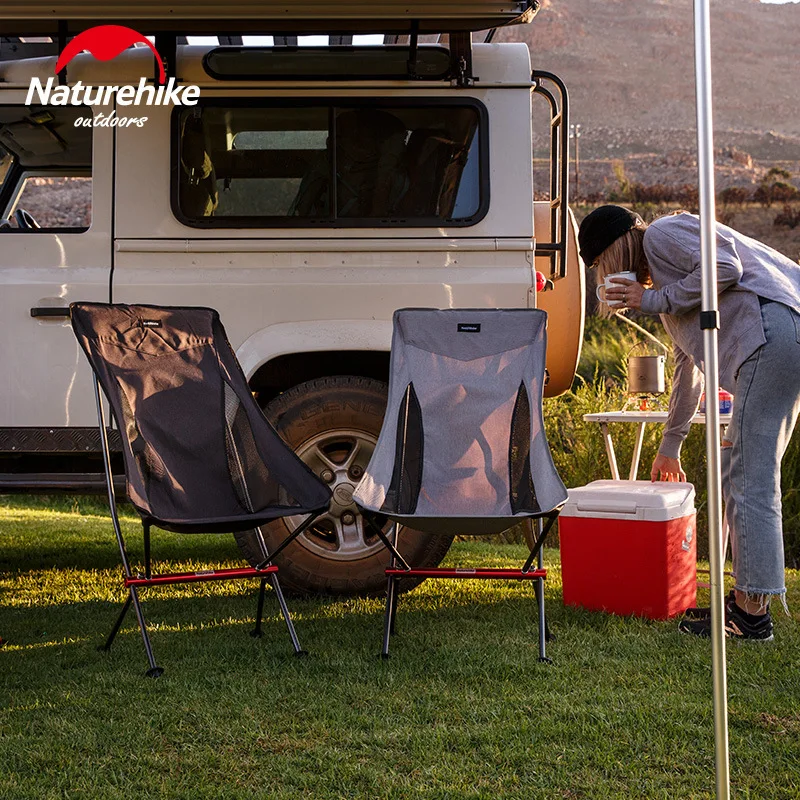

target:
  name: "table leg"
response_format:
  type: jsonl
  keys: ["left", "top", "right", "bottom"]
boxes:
{"left": 629, "top": 422, "right": 646, "bottom": 481}
{"left": 600, "top": 422, "right": 620, "bottom": 480}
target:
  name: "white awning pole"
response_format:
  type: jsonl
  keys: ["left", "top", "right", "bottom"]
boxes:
{"left": 693, "top": 2, "right": 730, "bottom": 798}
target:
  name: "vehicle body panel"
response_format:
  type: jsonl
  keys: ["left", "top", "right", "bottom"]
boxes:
{"left": 0, "top": 94, "right": 113, "bottom": 427}
{"left": 0, "top": 41, "right": 582, "bottom": 431}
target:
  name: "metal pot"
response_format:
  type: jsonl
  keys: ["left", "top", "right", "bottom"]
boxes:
{"left": 627, "top": 354, "right": 666, "bottom": 395}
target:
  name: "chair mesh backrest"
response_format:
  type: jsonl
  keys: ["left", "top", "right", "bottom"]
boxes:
{"left": 354, "top": 309, "right": 567, "bottom": 519}
{"left": 71, "top": 303, "right": 330, "bottom": 526}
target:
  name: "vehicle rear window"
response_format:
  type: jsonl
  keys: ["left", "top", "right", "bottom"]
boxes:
{"left": 173, "top": 100, "right": 487, "bottom": 228}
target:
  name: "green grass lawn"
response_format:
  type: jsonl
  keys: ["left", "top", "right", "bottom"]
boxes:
{"left": 2, "top": 498, "right": 799, "bottom": 800}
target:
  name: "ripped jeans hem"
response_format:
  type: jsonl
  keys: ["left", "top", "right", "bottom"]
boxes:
{"left": 733, "top": 585, "right": 789, "bottom": 615}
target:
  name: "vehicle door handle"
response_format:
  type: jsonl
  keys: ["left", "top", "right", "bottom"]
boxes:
{"left": 30, "top": 307, "right": 70, "bottom": 318}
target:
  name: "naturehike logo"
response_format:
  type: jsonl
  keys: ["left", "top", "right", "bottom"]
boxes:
{"left": 55, "top": 25, "right": 166, "bottom": 84}
{"left": 457, "top": 323, "right": 481, "bottom": 333}
{"left": 25, "top": 24, "right": 200, "bottom": 128}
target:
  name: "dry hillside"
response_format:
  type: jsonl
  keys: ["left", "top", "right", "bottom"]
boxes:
{"left": 499, "top": 0, "right": 800, "bottom": 195}
{"left": 500, "top": 0, "right": 800, "bottom": 154}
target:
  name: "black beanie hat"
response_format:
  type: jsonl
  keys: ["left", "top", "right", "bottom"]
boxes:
{"left": 578, "top": 205, "right": 644, "bottom": 266}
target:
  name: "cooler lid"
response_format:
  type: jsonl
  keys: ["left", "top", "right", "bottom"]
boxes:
{"left": 561, "top": 480, "right": 695, "bottom": 522}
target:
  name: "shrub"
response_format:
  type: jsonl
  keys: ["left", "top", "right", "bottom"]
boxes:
{"left": 773, "top": 203, "right": 800, "bottom": 229}
{"left": 629, "top": 183, "right": 671, "bottom": 204}
{"left": 755, "top": 167, "right": 798, "bottom": 208}
{"left": 545, "top": 375, "right": 664, "bottom": 488}
{"left": 674, "top": 184, "right": 700, "bottom": 212}
{"left": 577, "top": 313, "right": 671, "bottom": 387}
{"left": 608, "top": 159, "right": 634, "bottom": 202}
{"left": 717, "top": 186, "right": 750, "bottom": 226}
{"left": 772, "top": 182, "right": 798, "bottom": 204}
{"left": 766, "top": 166, "right": 792, "bottom": 182}
{"left": 754, "top": 185, "right": 772, "bottom": 207}
{"left": 718, "top": 186, "right": 750, "bottom": 206}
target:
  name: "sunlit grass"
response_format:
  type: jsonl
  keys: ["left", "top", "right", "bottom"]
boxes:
{"left": 2, "top": 497, "right": 800, "bottom": 799}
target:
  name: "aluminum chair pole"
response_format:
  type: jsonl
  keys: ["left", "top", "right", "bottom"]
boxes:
{"left": 693, "top": 3, "right": 730, "bottom": 798}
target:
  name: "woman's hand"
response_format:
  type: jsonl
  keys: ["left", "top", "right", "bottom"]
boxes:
{"left": 650, "top": 454, "right": 686, "bottom": 482}
{"left": 605, "top": 278, "right": 645, "bottom": 310}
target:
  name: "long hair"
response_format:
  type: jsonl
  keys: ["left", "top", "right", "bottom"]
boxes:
{"left": 593, "top": 219, "right": 651, "bottom": 317}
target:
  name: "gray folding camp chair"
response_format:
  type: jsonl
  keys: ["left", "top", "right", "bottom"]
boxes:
{"left": 71, "top": 303, "right": 331, "bottom": 676}
{"left": 353, "top": 308, "right": 567, "bottom": 660}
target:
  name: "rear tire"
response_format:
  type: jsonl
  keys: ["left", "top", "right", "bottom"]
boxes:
{"left": 234, "top": 376, "right": 453, "bottom": 596}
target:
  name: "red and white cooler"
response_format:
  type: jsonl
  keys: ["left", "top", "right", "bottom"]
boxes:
{"left": 559, "top": 480, "right": 697, "bottom": 620}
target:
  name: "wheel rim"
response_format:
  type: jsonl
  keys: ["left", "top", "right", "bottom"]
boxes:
{"left": 286, "top": 428, "right": 385, "bottom": 562}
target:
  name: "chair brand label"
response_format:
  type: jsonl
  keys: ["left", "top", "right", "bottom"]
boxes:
{"left": 141, "top": 319, "right": 162, "bottom": 328}
{"left": 457, "top": 323, "right": 481, "bottom": 333}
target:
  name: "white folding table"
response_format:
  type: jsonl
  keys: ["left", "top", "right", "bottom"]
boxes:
{"left": 583, "top": 410, "right": 732, "bottom": 481}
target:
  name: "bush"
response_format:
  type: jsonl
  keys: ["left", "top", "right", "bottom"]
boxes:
{"left": 717, "top": 187, "right": 751, "bottom": 226}
{"left": 755, "top": 168, "right": 798, "bottom": 208}
{"left": 771, "top": 182, "right": 798, "bottom": 204}
{"left": 780, "top": 435, "right": 800, "bottom": 568}
{"left": 606, "top": 161, "right": 700, "bottom": 212}
{"left": 545, "top": 375, "right": 661, "bottom": 489}
{"left": 608, "top": 159, "right": 633, "bottom": 202}
{"left": 718, "top": 186, "right": 750, "bottom": 206}
{"left": 576, "top": 313, "right": 671, "bottom": 387}
{"left": 773, "top": 203, "right": 800, "bottom": 229}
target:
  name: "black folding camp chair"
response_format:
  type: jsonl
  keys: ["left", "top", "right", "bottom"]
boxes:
{"left": 353, "top": 308, "right": 568, "bottom": 661}
{"left": 71, "top": 303, "right": 331, "bottom": 676}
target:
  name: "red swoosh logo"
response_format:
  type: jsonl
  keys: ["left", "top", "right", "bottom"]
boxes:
{"left": 55, "top": 25, "right": 165, "bottom": 85}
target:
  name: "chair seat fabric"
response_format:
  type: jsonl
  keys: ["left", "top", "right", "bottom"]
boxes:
{"left": 71, "top": 303, "right": 331, "bottom": 530}
{"left": 354, "top": 308, "right": 567, "bottom": 525}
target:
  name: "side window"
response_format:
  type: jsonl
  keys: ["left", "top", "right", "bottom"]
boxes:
{"left": 212, "top": 107, "right": 328, "bottom": 218}
{"left": 0, "top": 106, "right": 92, "bottom": 231}
{"left": 12, "top": 176, "right": 92, "bottom": 229}
{"left": 174, "top": 101, "right": 487, "bottom": 228}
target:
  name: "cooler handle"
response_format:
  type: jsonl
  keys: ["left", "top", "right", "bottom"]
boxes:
{"left": 576, "top": 501, "right": 638, "bottom": 515}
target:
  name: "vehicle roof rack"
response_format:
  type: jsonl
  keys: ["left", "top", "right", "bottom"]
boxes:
{"left": 0, "top": 3, "right": 538, "bottom": 86}
{"left": 0, "top": 2, "right": 538, "bottom": 36}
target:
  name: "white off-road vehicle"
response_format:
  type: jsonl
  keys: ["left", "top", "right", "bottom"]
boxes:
{"left": 0, "top": 1, "right": 584, "bottom": 594}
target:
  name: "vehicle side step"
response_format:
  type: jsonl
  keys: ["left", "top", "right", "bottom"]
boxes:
{"left": 0, "top": 472, "right": 126, "bottom": 494}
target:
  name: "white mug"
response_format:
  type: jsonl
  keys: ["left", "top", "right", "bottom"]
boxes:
{"left": 595, "top": 271, "right": 638, "bottom": 306}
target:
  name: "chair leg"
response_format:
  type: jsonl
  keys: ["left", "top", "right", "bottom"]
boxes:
{"left": 534, "top": 545, "right": 552, "bottom": 664}
{"left": 382, "top": 574, "right": 399, "bottom": 660}
{"left": 93, "top": 378, "right": 161, "bottom": 677}
{"left": 128, "top": 586, "right": 163, "bottom": 678}
{"left": 389, "top": 523, "right": 401, "bottom": 637}
{"left": 250, "top": 527, "right": 306, "bottom": 655}
{"left": 534, "top": 575, "right": 551, "bottom": 663}
{"left": 99, "top": 592, "right": 133, "bottom": 652}
{"left": 389, "top": 578, "right": 399, "bottom": 638}
{"left": 381, "top": 522, "right": 402, "bottom": 659}
{"left": 537, "top": 542, "right": 555, "bottom": 643}
{"left": 251, "top": 578, "right": 268, "bottom": 639}
{"left": 269, "top": 574, "right": 307, "bottom": 657}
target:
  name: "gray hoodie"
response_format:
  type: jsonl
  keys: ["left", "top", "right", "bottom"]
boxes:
{"left": 639, "top": 212, "right": 800, "bottom": 458}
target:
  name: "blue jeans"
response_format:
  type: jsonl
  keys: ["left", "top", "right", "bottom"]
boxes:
{"left": 722, "top": 300, "right": 800, "bottom": 602}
